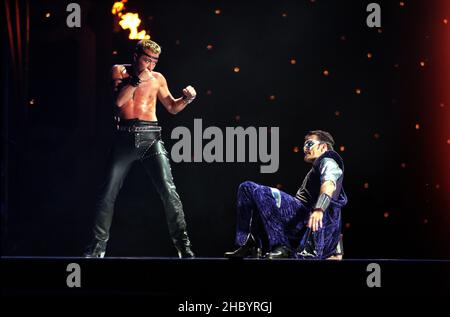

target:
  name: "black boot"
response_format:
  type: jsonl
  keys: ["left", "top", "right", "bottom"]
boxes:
{"left": 224, "top": 234, "right": 262, "bottom": 258}
{"left": 173, "top": 231, "right": 195, "bottom": 258}
{"left": 83, "top": 240, "right": 107, "bottom": 258}
{"left": 266, "top": 245, "right": 292, "bottom": 259}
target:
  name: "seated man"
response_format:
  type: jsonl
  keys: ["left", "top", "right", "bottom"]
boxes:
{"left": 225, "top": 130, "right": 348, "bottom": 259}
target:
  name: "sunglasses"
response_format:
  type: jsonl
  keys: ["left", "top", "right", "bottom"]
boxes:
{"left": 303, "top": 139, "right": 321, "bottom": 152}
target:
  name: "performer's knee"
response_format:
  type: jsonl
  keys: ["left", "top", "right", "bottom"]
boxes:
{"left": 239, "top": 181, "right": 257, "bottom": 192}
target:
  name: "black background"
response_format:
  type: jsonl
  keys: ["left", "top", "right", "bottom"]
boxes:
{"left": 3, "top": 0, "right": 450, "bottom": 259}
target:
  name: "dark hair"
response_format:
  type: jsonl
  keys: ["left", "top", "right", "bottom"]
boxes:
{"left": 305, "top": 130, "right": 335, "bottom": 151}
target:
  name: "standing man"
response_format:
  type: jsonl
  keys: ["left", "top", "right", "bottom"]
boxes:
{"left": 84, "top": 39, "right": 196, "bottom": 258}
{"left": 225, "top": 130, "right": 347, "bottom": 259}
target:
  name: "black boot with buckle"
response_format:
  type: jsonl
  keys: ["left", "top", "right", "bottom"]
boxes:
{"left": 83, "top": 240, "right": 108, "bottom": 258}
{"left": 173, "top": 231, "right": 195, "bottom": 258}
{"left": 224, "top": 234, "right": 262, "bottom": 258}
{"left": 266, "top": 245, "right": 292, "bottom": 259}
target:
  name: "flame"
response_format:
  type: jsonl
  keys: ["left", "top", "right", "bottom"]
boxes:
{"left": 111, "top": 0, "right": 126, "bottom": 17}
{"left": 112, "top": 0, "right": 150, "bottom": 40}
{"left": 119, "top": 13, "right": 150, "bottom": 39}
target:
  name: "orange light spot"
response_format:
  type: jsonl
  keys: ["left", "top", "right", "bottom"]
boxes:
{"left": 206, "top": 44, "right": 213, "bottom": 50}
{"left": 269, "top": 95, "right": 276, "bottom": 101}
{"left": 290, "top": 59, "right": 297, "bottom": 65}
{"left": 373, "top": 133, "right": 380, "bottom": 139}
{"left": 323, "top": 69, "right": 329, "bottom": 76}
{"left": 339, "top": 145, "right": 345, "bottom": 152}
{"left": 384, "top": 212, "right": 389, "bottom": 218}
{"left": 399, "top": 2, "right": 405, "bottom": 7}
{"left": 45, "top": 12, "right": 51, "bottom": 18}
{"left": 282, "top": 13, "right": 288, "bottom": 18}
{"left": 367, "top": 52, "right": 373, "bottom": 59}
{"left": 447, "top": 139, "right": 450, "bottom": 144}
{"left": 293, "top": 146, "right": 300, "bottom": 153}
{"left": 233, "top": 67, "right": 240, "bottom": 73}
{"left": 420, "top": 61, "right": 426, "bottom": 67}
{"left": 29, "top": 99, "right": 35, "bottom": 106}
{"left": 401, "top": 163, "right": 406, "bottom": 168}
{"left": 364, "top": 182, "right": 369, "bottom": 189}
{"left": 415, "top": 123, "right": 420, "bottom": 130}
{"left": 335, "top": 110, "right": 340, "bottom": 116}
{"left": 214, "top": 9, "right": 221, "bottom": 15}
{"left": 355, "top": 88, "right": 361, "bottom": 95}
{"left": 444, "top": 19, "right": 448, "bottom": 24}
{"left": 112, "top": 50, "right": 118, "bottom": 55}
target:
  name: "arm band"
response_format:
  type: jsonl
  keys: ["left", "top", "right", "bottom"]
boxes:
{"left": 183, "top": 96, "right": 195, "bottom": 104}
{"left": 313, "top": 193, "right": 331, "bottom": 212}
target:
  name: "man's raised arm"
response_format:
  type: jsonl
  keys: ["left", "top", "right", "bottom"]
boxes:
{"left": 157, "top": 74, "right": 196, "bottom": 114}
{"left": 111, "top": 66, "right": 152, "bottom": 107}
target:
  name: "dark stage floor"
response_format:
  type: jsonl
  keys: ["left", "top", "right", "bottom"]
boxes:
{"left": 1, "top": 257, "right": 449, "bottom": 297}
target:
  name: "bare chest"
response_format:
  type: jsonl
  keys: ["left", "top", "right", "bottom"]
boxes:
{"left": 134, "top": 78, "right": 160, "bottom": 102}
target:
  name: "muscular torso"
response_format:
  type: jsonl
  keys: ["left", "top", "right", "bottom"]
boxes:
{"left": 116, "top": 65, "right": 161, "bottom": 121}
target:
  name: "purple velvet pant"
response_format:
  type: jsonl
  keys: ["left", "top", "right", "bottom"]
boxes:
{"left": 235, "top": 181, "right": 343, "bottom": 259}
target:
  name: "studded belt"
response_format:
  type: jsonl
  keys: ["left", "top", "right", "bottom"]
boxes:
{"left": 117, "top": 126, "right": 162, "bottom": 133}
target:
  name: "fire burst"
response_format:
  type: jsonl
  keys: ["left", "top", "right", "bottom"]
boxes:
{"left": 112, "top": 0, "right": 150, "bottom": 40}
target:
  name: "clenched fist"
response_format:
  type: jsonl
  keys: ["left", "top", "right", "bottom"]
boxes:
{"left": 182, "top": 85, "right": 196, "bottom": 100}
{"left": 138, "top": 68, "right": 152, "bottom": 81}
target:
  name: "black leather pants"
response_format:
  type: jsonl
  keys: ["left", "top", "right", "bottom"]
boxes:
{"left": 88, "top": 119, "right": 193, "bottom": 255}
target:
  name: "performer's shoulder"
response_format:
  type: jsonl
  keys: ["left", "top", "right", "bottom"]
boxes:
{"left": 314, "top": 151, "right": 344, "bottom": 169}
{"left": 320, "top": 157, "right": 339, "bottom": 169}
{"left": 152, "top": 71, "right": 166, "bottom": 83}
{"left": 324, "top": 151, "right": 345, "bottom": 170}
{"left": 325, "top": 150, "right": 343, "bottom": 161}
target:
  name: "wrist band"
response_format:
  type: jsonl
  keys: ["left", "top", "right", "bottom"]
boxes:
{"left": 129, "top": 76, "right": 141, "bottom": 87}
{"left": 313, "top": 193, "right": 331, "bottom": 212}
{"left": 183, "top": 96, "right": 195, "bottom": 104}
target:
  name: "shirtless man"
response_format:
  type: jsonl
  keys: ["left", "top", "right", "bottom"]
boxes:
{"left": 84, "top": 39, "right": 196, "bottom": 258}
